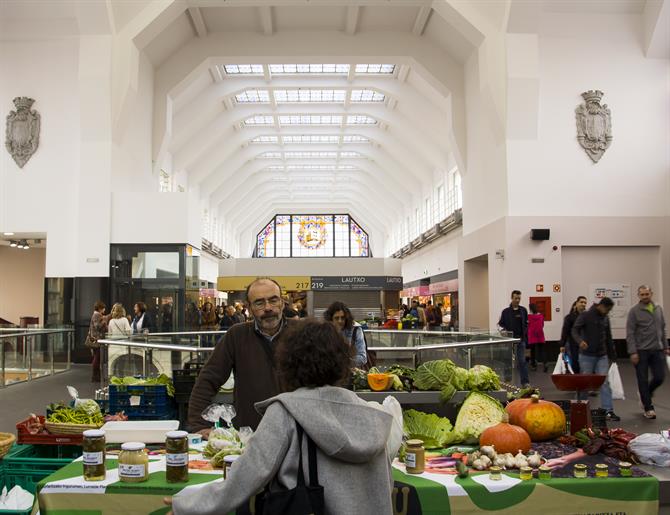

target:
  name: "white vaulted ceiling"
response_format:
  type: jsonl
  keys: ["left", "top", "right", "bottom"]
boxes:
{"left": 140, "top": 1, "right": 479, "bottom": 256}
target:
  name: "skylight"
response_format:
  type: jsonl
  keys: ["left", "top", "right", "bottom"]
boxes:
{"left": 265, "top": 164, "right": 359, "bottom": 172}
{"left": 269, "top": 64, "right": 349, "bottom": 75}
{"left": 267, "top": 165, "right": 285, "bottom": 171}
{"left": 346, "top": 115, "right": 377, "bottom": 125}
{"left": 257, "top": 152, "right": 282, "bottom": 159}
{"left": 274, "top": 89, "right": 346, "bottom": 103}
{"left": 278, "top": 115, "right": 342, "bottom": 125}
{"left": 342, "top": 135, "right": 370, "bottom": 143}
{"left": 235, "top": 90, "right": 270, "bottom": 103}
{"left": 244, "top": 115, "right": 274, "bottom": 126}
{"left": 355, "top": 64, "right": 396, "bottom": 74}
{"left": 350, "top": 89, "right": 386, "bottom": 103}
{"left": 282, "top": 135, "right": 340, "bottom": 144}
{"left": 286, "top": 164, "right": 339, "bottom": 170}
{"left": 224, "top": 64, "right": 264, "bottom": 75}
{"left": 337, "top": 164, "right": 357, "bottom": 170}
{"left": 251, "top": 135, "right": 279, "bottom": 144}
{"left": 339, "top": 151, "right": 363, "bottom": 158}
{"left": 284, "top": 151, "right": 338, "bottom": 159}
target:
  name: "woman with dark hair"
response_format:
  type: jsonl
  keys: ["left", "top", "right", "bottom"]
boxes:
{"left": 528, "top": 303, "right": 547, "bottom": 371}
{"left": 324, "top": 301, "right": 367, "bottom": 368}
{"left": 200, "top": 301, "right": 218, "bottom": 346}
{"left": 89, "top": 301, "right": 108, "bottom": 382}
{"left": 561, "top": 296, "right": 588, "bottom": 373}
{"left": 167, "top": 320, "right": 402, "bottom": 515}
{"left": 131, "top": 301, "right": 155, "bottom": 334}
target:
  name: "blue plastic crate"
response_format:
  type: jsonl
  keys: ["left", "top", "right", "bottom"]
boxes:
{"left": 108, "top": 384, "right": 172, "bottom": 419}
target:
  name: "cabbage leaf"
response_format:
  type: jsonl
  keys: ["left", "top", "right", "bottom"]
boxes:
{"left": 453, "top": 391, "right": 505, "bottom": 444}
{"left": 466, "top": 365, "right": 501, "bottom": 392}
{"left": 403, "top": 409, "right": 454, "bottom": 449}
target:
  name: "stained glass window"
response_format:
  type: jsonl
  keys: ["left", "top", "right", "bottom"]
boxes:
{"left": 257, "top": 220, "right": 275, "bottom": 257}
{"left": 255, "top": 214, "right": 369, "bottom": 257}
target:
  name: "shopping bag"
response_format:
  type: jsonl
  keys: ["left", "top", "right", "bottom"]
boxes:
{"left": 553, "top": 352, "right": 566, "bottom": 375}
{"left": 666, "top": 355, "right": 670, "bottom": 373}
{"left": 608, "top": 362, "right": 625, "bottom": 400}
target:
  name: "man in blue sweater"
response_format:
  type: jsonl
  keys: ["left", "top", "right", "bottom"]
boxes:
{"left": 498, "top": 290, "right": 530, "bottom": 387}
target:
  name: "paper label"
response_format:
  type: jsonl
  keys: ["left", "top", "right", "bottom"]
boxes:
{"left": 83, "top": 451, "right": 104, "bottom": 466}
{"left": 118, "top": 464, "right": 146, "bottom": 478}
{"left": 405, "top": 452, "right": 416, "bottom": 468}
{"left": 166, "top": 453, "right": 189, "bottom": 467}
{"left": 129, "top": 395, "right": 141, "bottom": 406}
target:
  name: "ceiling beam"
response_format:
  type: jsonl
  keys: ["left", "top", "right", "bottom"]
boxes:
{"left": 412, "top": 5, "right": 432, "bottom": 36}
{"left": 345, "top": 6, "right": 360, "bottom": 35}
{"left": 209, "top": 66, "right": 224, "bottom": 83}
{"left": 187, "top": 7, "right": 208, "bottom": 38}
{"left": 258, "top": 6, "right": 273, "bottom": 36}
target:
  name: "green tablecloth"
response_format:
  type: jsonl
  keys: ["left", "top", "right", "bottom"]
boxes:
{"left": 35, "top": 458, "right": 659, "bottom": 515}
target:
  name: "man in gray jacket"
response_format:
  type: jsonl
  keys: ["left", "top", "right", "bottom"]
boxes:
{"left": 626, "top": 285, "right": 668, "bottom": 419}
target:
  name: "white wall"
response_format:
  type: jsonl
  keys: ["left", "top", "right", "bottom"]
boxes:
{"left": 0, "top": 247, "right": 45, "bottom": 325}
{"left": 400, "top": 229, "right": 461, "bottom": 283}
{"left": 506, "top": 12, "right": 670, "bottom": 217}
{"left": 199, "top": 253, "right": 220, "bottom": 284}
{"left": 219, "top": 257, "right": 401, "bottom": 278}
{"left": 0, "top": 38, "right": 80, "bottom": 277}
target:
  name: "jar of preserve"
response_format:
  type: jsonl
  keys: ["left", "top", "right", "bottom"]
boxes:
{"left": 165, "top": 430, "right": 189, "bottom": 483}
{"left": 404, "top": 440, "right": 425, "bottom": 474}
{"left": 519, "top": 466, "right": 533, "bottom": 481}
{"left": 573, "top": 464, "right": 587, "bottom": 479}
{"left": 118, "top": 442, "right": 149, "bottom": 483}
{"left": 619, "top": 461, "right": 632, "bottom": 477}
{"left": 595, "top": 463, "right": 608, "bottom": 478}
{"left": 488, "top": 466, "right": 502, "bottom": 481}
{"left": 82, "top": 429, "right": 106, "bottom": 481}
{"left": 538, "top": 465, "right": 552, "bottom": 480}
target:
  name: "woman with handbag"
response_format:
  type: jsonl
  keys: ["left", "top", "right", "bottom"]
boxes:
{"left": 87, "top": 301, "right": 108, "bottom": 382}
{"left": 107, "top": 303, "right": 132, "bottom": 338}
{"left": 166, "top": 320, "right": 403, "bottom": 515}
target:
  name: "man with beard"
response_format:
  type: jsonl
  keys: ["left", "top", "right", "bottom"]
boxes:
{"left": 188, "top": 278, "right": 293, "bottom": 435}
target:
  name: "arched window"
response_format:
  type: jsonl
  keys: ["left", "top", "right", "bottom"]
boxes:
{"left": 255, "top": 214, "right": 370, "bottom": 258}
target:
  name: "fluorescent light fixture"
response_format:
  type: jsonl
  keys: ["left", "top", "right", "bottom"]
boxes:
{"left": 16, "top": 243, "right": 23, "bottom": 249}
{"left": 9, "top": 241, "right": 17, "bottom": 247}
{"left": 3, "top": 232, "right": 14, "bottom": 236}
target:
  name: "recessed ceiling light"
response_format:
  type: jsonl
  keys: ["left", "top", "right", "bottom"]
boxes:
{"left": 9, "top": 241, "right": 17, "bottom": 247}
{"left": 16, "top": 243, "right": 23, "bottom": 249}
{"left": 23, "top": 244, "right": 29, "bottom": 249}
{"left": 3, "top": 232, "right": 14, "bottom": 236}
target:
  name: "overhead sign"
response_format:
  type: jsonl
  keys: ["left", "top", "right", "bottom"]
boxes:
{"left": 310, "top": 276, "right": 403, "bottom": 291}
{"left": 217, "top": 276, "right": 311, "bottom": 292}
{"left": 428, "top": 279, "right": 459, "bottom": 294}
{"left": 400, "top": 285, "right": 431, "bottom": 297}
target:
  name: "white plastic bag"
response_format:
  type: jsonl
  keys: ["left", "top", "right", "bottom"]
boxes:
{"left": 608, "top": 362, "right": 625, "bottom": 400}
{"left": 629, "top": 433, "right": 670, "bottom": 467}
{"left": 553, "top": 353, "right": 567, "bottom": 375}
{"left": 666, "top": 355, "right": 670, "bottom": 373}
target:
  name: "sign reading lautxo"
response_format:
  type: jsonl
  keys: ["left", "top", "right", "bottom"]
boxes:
{"left": 310, "top": 276, "right": 403, "bottom": 291}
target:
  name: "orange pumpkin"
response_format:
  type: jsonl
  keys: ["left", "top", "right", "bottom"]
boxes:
{"left": 505, "top": 394, "right": 566, "bottom": 441}
{"left": 479, "top": 414, "right": 531, "bottom": 454}
{"left": 367, "top": 373, "right": 391, "bottom": 391}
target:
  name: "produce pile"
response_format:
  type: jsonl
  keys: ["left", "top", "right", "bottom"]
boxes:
{"left": 559, "top": 428, "right": 638, "bottom": 463}
{"left": 46, "top": 402, "right": 103, "bottom": 426}
{"left": 110, "top": 374, "right": 175, "bottom": 397}
{"left": 202, "top": 427, "right": 253, "bottom": 468}
{"left": 353, "top": 360, "right": 501, "bottom": 402}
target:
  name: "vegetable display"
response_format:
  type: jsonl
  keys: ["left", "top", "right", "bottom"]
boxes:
{"left": 110, "top": 374, "right": 175, "bottom": 397}
{"left": 203, "top": 428, "right": 243, "bottom": 468}
{"left": 453, "top": 392, "right": 506, "bottom": 444}
{"left": 478, "top": 414, "right": 531, "bottom": 454}
{"left": 559, "top": 428, "right": 638, "bottom": 463}
{"left": 465, "top": 365, "right": 501, "bottom": 392}
{"left": 367, "top": 373, "right": 392, "bottom": 391}
{"left": 47, "top": 406, "right": 103, "bottom": 426}
{"left": 403, "top": 409, "right": 455, "bottom": 449}
{"left": 505, "top": 395, "right": 566, "bottom": 441}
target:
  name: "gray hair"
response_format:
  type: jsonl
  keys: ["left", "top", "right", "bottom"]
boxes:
{"left": 637, "top": 285, "right": 652, "bottom": 293}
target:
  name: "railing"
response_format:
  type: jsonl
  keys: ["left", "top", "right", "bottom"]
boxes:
{"left": 0, "top": 328, "right": 74, "bottom": 387}
{"left": 98, "top": 329, "right": 517, "bottom": 384}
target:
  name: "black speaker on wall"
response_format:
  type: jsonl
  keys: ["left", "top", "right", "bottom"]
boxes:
{"left": 530, "top": 228, "right": 550, "bottom": 240}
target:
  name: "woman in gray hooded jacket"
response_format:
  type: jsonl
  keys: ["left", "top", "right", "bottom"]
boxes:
{"left": 167, "top": 320, "right": 403, "bottom": 515}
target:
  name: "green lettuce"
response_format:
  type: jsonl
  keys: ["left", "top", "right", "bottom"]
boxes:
{"left": 453, "top": 391, "right": 505, "bottom": 444}
{"left": 466, "top": 365, "right": 501, "bottom": 392}
{"left": 403, "top": 409, "right": 455, "bottom": 449}
{"left": 451, "top": 367, "right": 469, "bottom": 390}
{"left": 413, "top": 360, "right": 458, "bottom": 402}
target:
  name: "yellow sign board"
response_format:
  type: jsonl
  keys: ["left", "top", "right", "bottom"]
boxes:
{"left": 217, "top": 276, "right": 311, "bottom": 292}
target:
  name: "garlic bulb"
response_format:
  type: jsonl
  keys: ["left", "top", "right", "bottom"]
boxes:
{"left": 527, "top": 452, "right": 542, "bottom": 468}
{"left": 472, "top": 458, "right": 486, "bottom": 470}
{"left": 493, "top": 455, "right": 507, "bottom": 468}
{"left": 479, "top": 455, "right": 492, "bottom": 467}
{"left": 480, "top": 445, "right": 496, "bottom": 458}
{"left": 504, "top": 454, "right": 516, "bottom": 469}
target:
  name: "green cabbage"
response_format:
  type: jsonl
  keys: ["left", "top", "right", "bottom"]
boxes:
{"left": 403, "top": 409, "right": 455, "bottom": 449}
{"left": 451, "top": 367, "right": 469, "bottom": 391}
{"left": 453, "top": 392, "right": 505, "bottom": 444}
{"left": 413, "top": 360, "right": 458, "bottom": 402}
{"left": 466, "top": 365, "right": 501, "bottom": 392}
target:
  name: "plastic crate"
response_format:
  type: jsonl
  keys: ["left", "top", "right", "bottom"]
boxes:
{"left": 15, "top": 416, "right": 83, "bottom": 446}
{"left": 3, "top": 444, "right": 80, "bottom": 495}
{"left": 108, "top": 384, "right": 172, "bottom": 419}
{"left": 0, "top": 471, "right": 32, "bottom": 515}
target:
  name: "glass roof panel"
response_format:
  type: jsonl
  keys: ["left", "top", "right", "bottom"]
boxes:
{"left": 339, "top": 151, "right": 363, "bottom": 158}
{"left": 251, "top": 135, "right": 279, "bottom": 144}
{"left": 235, "top": 89, "right": 271, "bottom": 103}
{"left": 342, "top": 135, "right": 370, "bottom": 143}
{"left": 278, "top": 115, "right": 343, "bottom": 125}
{"left": 257, "top": 152, "right": 282, "bottom": 159}
{"left": 346, "top": 115, "right": 377, "bottom": 125}
{"left": 224, "top": 64, "right": 264, "bottom": 75}
{"left": 269, "top": 64, "right": 350, "bottom": 75}
{"left": 266, "top": 165, "right": 285, "bottom": 171}
{"left": 282, "top": 135, "right": 340, "bottom": 144}
{"left": 274, "top": 89, "right": 346, "bottom": 103}
{"left": 244, "top": 115, "right": 275, "bottom": 126}
{"left": 350, "top": 89, "right": 386, "bottom": 103}
{"left": 284, "top": 151, "right": 338, "bottom": 159}
{"left": 337, "top": 164, "right": 357, "bottom": 170}
{"left": 355, "top": 64, "right": 396, "bottom": 74}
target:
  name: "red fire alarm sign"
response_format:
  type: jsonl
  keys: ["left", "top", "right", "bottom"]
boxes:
{"left": 536, "top": 284, "right": 544, "bottom": 292}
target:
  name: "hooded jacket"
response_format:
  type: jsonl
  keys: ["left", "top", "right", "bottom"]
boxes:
{"left": 572, "top": 304, "right": 615, "bottom": 359}
{"left": 173, "top": 386, "right": 399, "bottom": 515}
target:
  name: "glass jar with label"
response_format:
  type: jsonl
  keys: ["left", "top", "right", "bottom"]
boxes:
{"left": 573, "top": 464, "right": 587, "bottom": 479}
{"left": 118, "top": 442, "right": 149, "bottom": 483}
{"left": 165, "top": 430, "right": 189, "bottom": 483}
{"left": 619, "top": 461, "right": 632, "bottom": 477}
{"left": 595, "top": 463, "right": 608, "bottom": 478}
{"left": 82, "top": 429, "right": 106, "bottom": 481}
{"left": 404, "top": 440, "right": 425, "bottom": 474}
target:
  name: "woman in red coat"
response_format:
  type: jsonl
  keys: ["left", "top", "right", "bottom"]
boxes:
{"left": 528, "top": 303, "right": 547, "bottom": 372}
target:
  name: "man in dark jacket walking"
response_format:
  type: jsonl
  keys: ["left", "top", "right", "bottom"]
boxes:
{"left": 561, "top": 296, "right": 588, "bottom": 373}
{"left": 498, "top": 290, "right": 530, "bottom": 387}
{"left": 572, "top": 297, "right": 620, "bottom": 421}
{"left": 626, "top": 285, "right": 668, "bottom": 419}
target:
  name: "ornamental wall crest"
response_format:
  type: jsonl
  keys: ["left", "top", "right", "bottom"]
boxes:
{"left": 5, "top": 97, "right": 40, "bottom": 168}
{"left": 575, "top": 90, "right": 612, "bottom": 163}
